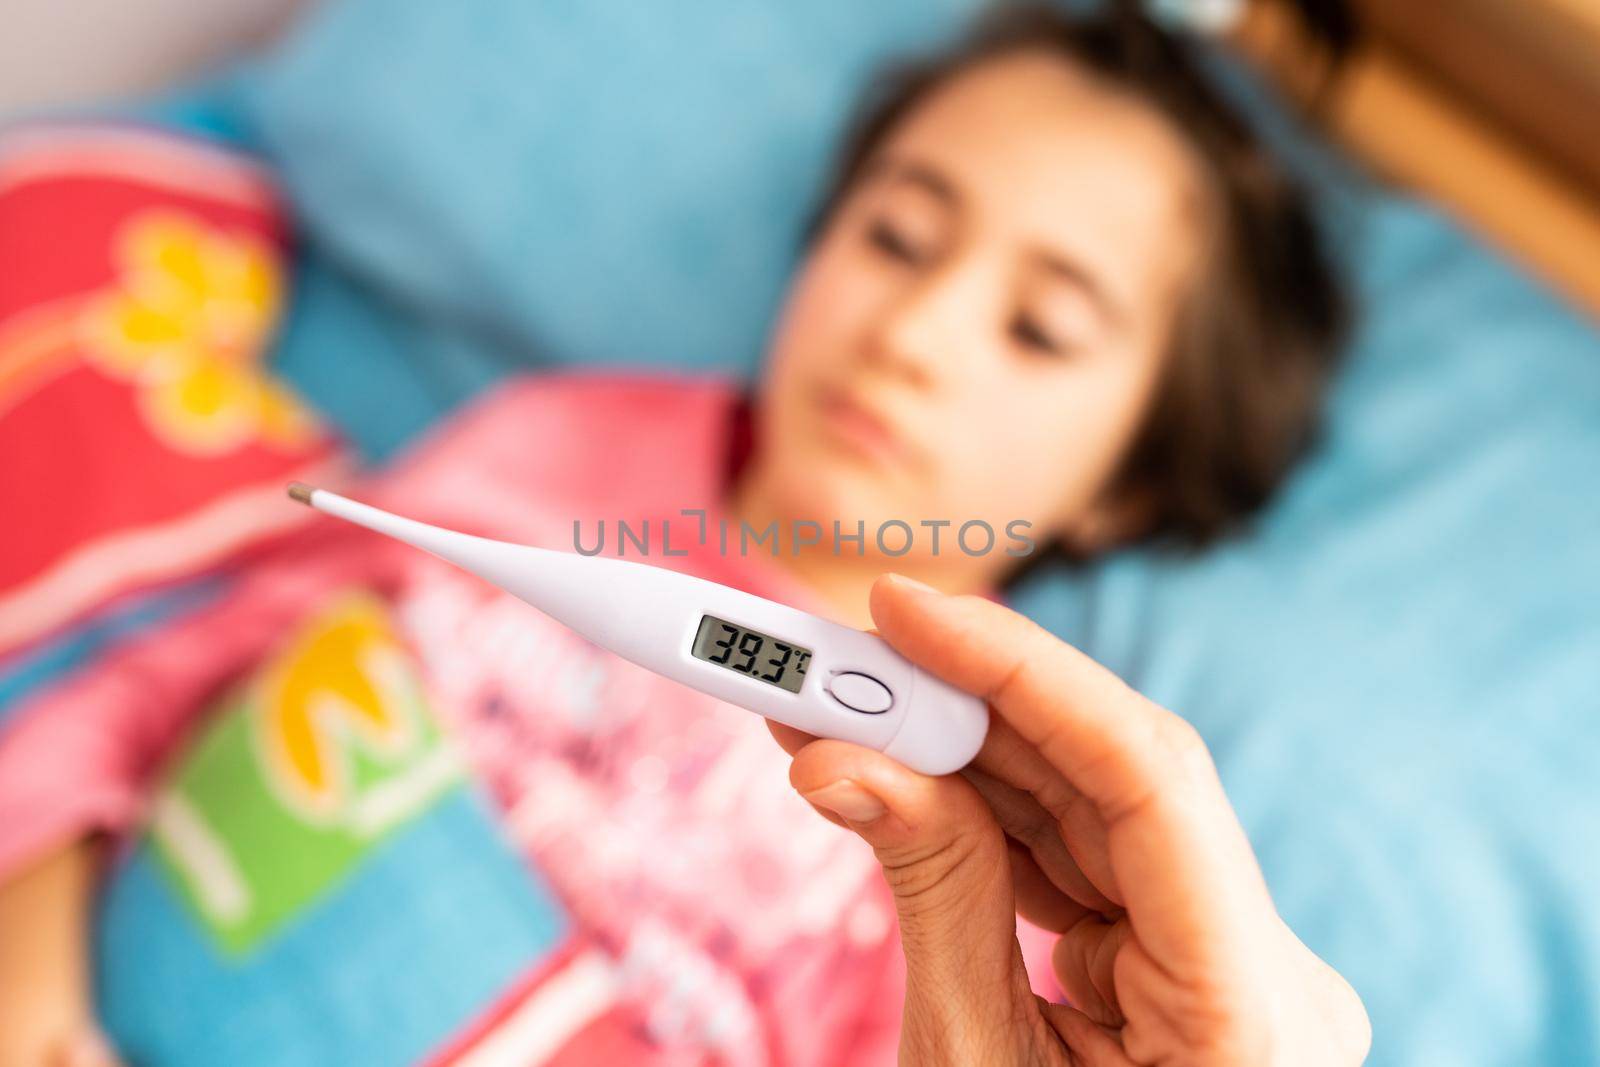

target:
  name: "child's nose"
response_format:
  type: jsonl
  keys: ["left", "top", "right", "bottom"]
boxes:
{"left": 863, "top": 260, "right": 990, "bottom": 389}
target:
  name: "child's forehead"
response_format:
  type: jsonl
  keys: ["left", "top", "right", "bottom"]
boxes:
{"left": 861, "top": 56, "right": 1207, "bottom": 320}
{"left": 883, "top": 49, "right": 1196, "bottom": 172}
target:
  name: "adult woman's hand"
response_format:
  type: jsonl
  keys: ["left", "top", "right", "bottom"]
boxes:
{"left": 770, "top": 574, "right": 1369, "bottom": 1067}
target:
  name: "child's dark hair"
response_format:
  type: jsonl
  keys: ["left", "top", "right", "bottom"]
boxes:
{"left": 809, "top": 2, "right": 1351, "bottom": 550}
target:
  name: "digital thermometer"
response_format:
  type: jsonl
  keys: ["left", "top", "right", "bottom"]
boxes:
{"left": 288, "top": 484, "right": 988, "bottom": 775}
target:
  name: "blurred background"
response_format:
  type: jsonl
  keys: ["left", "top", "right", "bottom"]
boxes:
{"left": 6, "top": 0, "right": 1599, "bottom": 316}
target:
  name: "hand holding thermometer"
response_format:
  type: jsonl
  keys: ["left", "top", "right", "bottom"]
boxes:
{"left": 288, "top": 484, "right": 989, "bottom": 775}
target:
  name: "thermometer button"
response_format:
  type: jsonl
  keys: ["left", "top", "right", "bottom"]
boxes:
{"left": 826, "top": 672, "right": 894, "bottom": 715}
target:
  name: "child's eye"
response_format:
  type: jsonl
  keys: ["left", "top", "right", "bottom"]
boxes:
{"left": 866, "top": 219, "right": 926, "bottom": 265}
{"left": 1008, "top": 314, "right": 1069, "bottom": 358}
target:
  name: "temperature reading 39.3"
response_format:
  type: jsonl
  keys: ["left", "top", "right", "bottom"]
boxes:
{"left": 691, "top": 615, "right": 812, "bottom": 694}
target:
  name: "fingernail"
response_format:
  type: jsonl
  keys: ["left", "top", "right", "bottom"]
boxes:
{"left": 884, "top": 573, "right": 937, "bottom": 596}
{"left": 804, "top": 780, "right": 888, "bottom": 823}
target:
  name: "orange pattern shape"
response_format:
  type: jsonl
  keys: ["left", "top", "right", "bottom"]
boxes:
{"left": 80, "top": 209, "right": 315, "bottom": 455}
{"left": 253, "top": 594, "right": 434, "bottom": 824}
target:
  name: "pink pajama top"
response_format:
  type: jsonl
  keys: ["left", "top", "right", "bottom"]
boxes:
{"left": 0, "top": 371, "right": 1058, "bottom": 1065}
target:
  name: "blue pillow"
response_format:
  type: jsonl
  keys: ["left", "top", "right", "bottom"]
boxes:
{"left": 154, "top": 2, "right": 1600, "bottom": 1063}
{"left": 242, "top": 0, "right": 984, "bottom": 380}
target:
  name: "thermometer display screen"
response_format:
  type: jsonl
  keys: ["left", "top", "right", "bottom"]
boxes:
{"left": 691, "top": 615, "right": 812, "bottom": 694}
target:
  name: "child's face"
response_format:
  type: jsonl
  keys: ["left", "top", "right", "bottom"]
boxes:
{"left": 750, "top": 50, "right": 1206, "bottom": 557}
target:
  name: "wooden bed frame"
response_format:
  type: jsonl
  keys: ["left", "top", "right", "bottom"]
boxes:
{"left": 1235, "top": 0, "right": 1600, "bottom": 320}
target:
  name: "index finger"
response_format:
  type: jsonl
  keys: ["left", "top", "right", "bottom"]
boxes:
{"left": 869, "top": 574, "right": 1176, "bottom": 821}
{"left": 868, "top": 574, "right": 1276, "bottom": 969}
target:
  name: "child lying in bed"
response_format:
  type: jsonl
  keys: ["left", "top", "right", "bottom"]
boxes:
{"left": 0, "top": 7, "right": 1348, "bottom": 1065}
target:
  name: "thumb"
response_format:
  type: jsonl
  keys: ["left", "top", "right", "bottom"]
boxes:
{"left": 790, "top": 739, "right": 1035, "bottom": 1062}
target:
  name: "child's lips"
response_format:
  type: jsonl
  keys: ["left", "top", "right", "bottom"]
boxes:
{"left": 815, "top": 388, "right": 914, "bottom": 470}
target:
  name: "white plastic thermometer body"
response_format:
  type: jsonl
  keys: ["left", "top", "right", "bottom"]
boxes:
{"left": 295, "top": 487, "right": 988, "bottom": 775}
